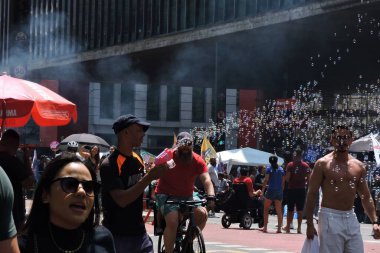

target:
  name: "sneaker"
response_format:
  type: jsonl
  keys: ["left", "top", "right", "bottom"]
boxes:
{"left": 208, "top": 213, "right": 216, "bottom": 218}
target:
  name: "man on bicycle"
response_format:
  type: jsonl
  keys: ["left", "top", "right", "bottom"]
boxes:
{"left": 155, "top": 132, "right": 215, "bottom": 253}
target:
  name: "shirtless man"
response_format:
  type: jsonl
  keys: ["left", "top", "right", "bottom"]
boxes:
{"left": 305, "top": 125, "right": 380, "bottom": 252}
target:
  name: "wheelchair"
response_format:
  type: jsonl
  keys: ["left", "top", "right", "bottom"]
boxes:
{"left": 219, "top": 183, "right": 264, "bottom": 229}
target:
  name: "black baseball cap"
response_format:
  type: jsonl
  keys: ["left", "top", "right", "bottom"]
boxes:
{"left": 112, "top": 114, "right": 150, "bottom": 134}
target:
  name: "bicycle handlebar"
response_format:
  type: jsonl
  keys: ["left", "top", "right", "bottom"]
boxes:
{"left": 165, "top": 199, "right": 207, "bottom": 206}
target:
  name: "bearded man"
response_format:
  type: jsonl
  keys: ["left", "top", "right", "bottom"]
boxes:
{"left": 155, "top": 132, "right": 215, "bottom": 253}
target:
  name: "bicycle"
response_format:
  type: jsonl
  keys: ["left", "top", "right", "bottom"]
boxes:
{"left": 155, "top": 198, "right": 207, "bottom": 253}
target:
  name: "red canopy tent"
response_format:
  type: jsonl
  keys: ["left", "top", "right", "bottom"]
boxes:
{"left": 0, "top": 74, "right": 77, "bottom": 132}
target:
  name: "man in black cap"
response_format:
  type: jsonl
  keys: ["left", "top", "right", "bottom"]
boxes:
{"left": 155, "top": 131, "right": 215, "bottom": 253}
{"left": 100, "top": 114, "right": 167, "bottom": 253}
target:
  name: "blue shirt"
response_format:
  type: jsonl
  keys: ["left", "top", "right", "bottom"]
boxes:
{"left": 265, "top": 166, "right": 285, "bottom": 190}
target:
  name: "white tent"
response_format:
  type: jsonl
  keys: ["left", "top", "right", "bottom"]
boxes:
{"left": 349, "top": 133, "right": 379, "bottom": 152}
{"left": 217, "top": 147, "right": 284, "bottom": 174}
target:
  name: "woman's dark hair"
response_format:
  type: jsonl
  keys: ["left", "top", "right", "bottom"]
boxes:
{"left": 22, "top": 152, "right": 100, "bottom": 234}
{"left": 90, "top": 146, "right": 100, "bottom": 164}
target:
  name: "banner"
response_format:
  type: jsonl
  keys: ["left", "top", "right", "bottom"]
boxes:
{"left": 201, "top": 135, "right": 217, "bottom": 163}
{"left": 371, "top": 133, "right": 380, "bottom": 166}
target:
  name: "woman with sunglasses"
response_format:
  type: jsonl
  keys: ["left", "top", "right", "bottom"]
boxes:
{"left": 18, "top": 152, "right": 116, "bottom": 253}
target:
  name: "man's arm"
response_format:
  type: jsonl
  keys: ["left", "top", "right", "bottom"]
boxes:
{"left": 0, "top": 236, "right": 20, "bottom": 253}
{"left": 357, "top": 165, "right": 377, "bottom": 222}
{"left": 284, "top": 165, "right": 291, "bottom": 183}
{"left": 246, "top": 179, "right": 255, "bottom": 198}
{"left": 305, "top": 159, "right": 324, "bottom": 239}
{"left": 199, "top": 172, "right": 215, "bottom": 210}
{"left": 261, "top": 174, "right": 269, "bottom": 192}
{"left": 356, "top": 164, "right": 380, "bottom": 238}
{"left": 199, "top": 172, "right": 215, "bottom": 196}
{"left": 306, "top": 166, "right": 311, "bottom": 183}
{"left": 109, "top": 165, "right": 167, "bottom": 208}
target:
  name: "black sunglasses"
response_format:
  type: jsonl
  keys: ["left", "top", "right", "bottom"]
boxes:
{"left": 50, "top": 177, "right": 98, "bottom": 197}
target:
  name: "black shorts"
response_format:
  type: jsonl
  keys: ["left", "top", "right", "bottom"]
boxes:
{"left": 287, "top": 188, "right": 306, "bottom": 212}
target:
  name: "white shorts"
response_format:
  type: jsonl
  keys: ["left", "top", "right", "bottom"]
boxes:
{"left": 318, "top": 207, "right": 363, "bottom": 253}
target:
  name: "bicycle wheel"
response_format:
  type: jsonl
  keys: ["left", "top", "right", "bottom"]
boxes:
{"left": 183, "top": 226, "right": 206, "bottom": 253}
{"left": 157, "top": 235, "right": 165, "bottom": 253}
{"left": 158, "top": 234, "right": 185, "bottom": 253}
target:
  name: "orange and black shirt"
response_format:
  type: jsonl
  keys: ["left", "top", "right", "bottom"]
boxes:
{"left": 99, "top": 149, "right": 145, "bottom": 236}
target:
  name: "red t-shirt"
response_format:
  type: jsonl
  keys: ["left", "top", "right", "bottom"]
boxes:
{"left": 233, "top": 176, "right": 254, "bottom": 194}
{"left": 155, "top": 151, "right": 208, "bottom": 197}
{"left": 286, "top": 161, "right": 310, "bottom": 189}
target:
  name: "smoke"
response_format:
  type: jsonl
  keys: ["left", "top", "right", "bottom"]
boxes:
{"left": 156, "top": 44, "right": 212, "bottom": 85}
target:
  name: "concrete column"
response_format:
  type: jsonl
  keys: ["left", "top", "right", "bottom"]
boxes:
{"left": 226, "top": 88, "right": 238, "bottom": 149}
{"left": 88, "top": 82, "right": 101, "bottom": 131}
{"left": 135, "top": 84, "right": 148, "bottom": 119}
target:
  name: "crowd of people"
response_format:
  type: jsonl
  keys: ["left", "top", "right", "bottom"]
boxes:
{"left": 0, "top": 115, "right": 380, "bottom": 253}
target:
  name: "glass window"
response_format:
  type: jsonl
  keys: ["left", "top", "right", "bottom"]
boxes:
{"left": 167, "top": 85, "right": 180, "bottom": 121}
{"left": 147, "top": 85, "right": 160, "bottom": 120}
{"left": 147, "top": 135, "right": 174, "bottom": 155}
{"left": 192, "top": 87, "right": 205, "bottom": 122}
{"left": 100, "top": 83, "right": 114, "bottom": 119}
{"left": 121, "top": 83, "right": 135, "bottom": 114}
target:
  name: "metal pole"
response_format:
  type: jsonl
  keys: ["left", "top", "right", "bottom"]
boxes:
{"left": 6, "top": 0, "right": 10, "bottom": 65}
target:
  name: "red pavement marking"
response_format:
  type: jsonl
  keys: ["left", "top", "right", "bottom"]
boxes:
{"left": 146, "top": 223, "right": 380, "bottom": 253}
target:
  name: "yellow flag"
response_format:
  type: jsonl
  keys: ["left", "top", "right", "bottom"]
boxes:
{"left": 172, "top": 132, "right": 177, "bottom": 148}
{"left": 201, "top": 135, "right": 217, "bottom": 163}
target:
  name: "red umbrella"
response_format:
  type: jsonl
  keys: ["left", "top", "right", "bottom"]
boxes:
{"left": 0, "top": 74, "right": 77, "bottom": 130}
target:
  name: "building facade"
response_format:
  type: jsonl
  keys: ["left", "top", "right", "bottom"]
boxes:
{"left": 1, "top": 0, "right": 380, "bottom": 154}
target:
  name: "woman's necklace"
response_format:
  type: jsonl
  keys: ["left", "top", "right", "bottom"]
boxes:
{"left": 48, "top": 223, "right": 85, "bottom": 253}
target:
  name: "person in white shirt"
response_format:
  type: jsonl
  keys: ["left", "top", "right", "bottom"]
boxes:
{"left": 208, "top": 158, "right": 219, "bottom": 189}
{"left": 207, "top": 158, "right": 219, "bottom": 218}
